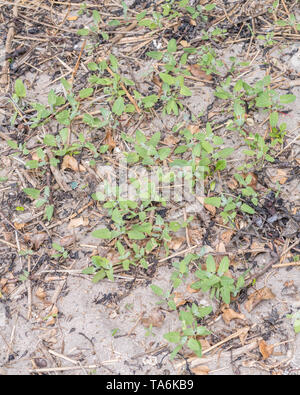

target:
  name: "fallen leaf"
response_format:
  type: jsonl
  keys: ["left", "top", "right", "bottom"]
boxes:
{"left": 198, "top": 338, "right": 211, "bottom": 350}
{"left": 250, "top": 241, "right": 266, "bottom": 256}
{"left": 173, "top": 292, "right": 187, "bottom": 308}
{"left": 259, "top": 339, "right": 274, "bottom": 360}
{"left": 24, "top": 232, "right": 48, "bottom": 250}
{"left": 281, "top": 218, "right": 299, "bottom": 237}
{"left": 227, "top": 178, "right": 238, "bottom": 190}
{"left": 216, "top": 241, "right": 226, "bottom": 253}
{"left": 187, "top": 124, "right": 200, "bottom": 134}
{"left": 68, "top": 217, "right": 89, "bottom": 229}
{"left": 67, "top": 15, "right": 78, "bottom": 21}
{"left": 243, "top": 172, "right": 258, "bottom": 189}
{"left": 45, "top": 305, "right": 58, "bottom": 326}
{"left": 188, "top": 64, "right": 213, "bottom": 81}
{"left": 186, "top": 282, "right": 199, "bottom": 294}
{"left": 222, "top": 307, "right": 245, "bottom": 325}
{"left": 163, "top": 135, "right": 179, "bottom": 146}
{"left": 36, "top": 287, "right": 47, "bottom": 300}
{"left": 152, "top": 74, "right": 161, "bottom": 88}
{"left": 61, "top": 155, "right": 85, "bottom": 172}
{"left": 238, "top": 326, "right": 250, "bottom": 345}
{"left": 3, "top": 232, "right": 13, "bottom": 242}
{"left": 204, "top": 203, "right": 216, "bottom": 216}
{"left": 191, "top": 365, "right": 210, "bottom": 375}
{"left": 104, "top": 129, "right": 116, "bottom": 151}
{"left": 221, "top": 229, "right": 234, "bottom": 244}
{"left": 142, "top": 308, "right": 165, "bottom": 328}
{"left": 14, "top": 222, "right": 26, "bottom": 230}
{"left": 245, "top": 287, "right": 275, "bottom": 312}
{"left": 167, "top": 236, "right": 185, "bottom": 251}
{"left": 180, "top": 40, "right": 189, "bottom": 47}
{"left": 59, "top": 234, "right": 76, "bottom": 248}
{"left": 270, "top": 169, "right": 288, "bottom": 185}
{"left": 189, "top": 228, "right": 203, "bottom": 244}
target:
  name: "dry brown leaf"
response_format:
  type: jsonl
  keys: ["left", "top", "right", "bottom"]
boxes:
{"left": 188, "top": 64, "right": 213, "bottom": 81}
{"left": 59, "top": 234, "right": 76, "bottom": 248}
{"left": 45, "top": 305, "right": 58, "bottom": 326}
{"left": 238, "top": 326, "right": 250, "bottom": 345}
{"left": 187, "top": 124, "right": 200, "bottom": 134}
{"left": 32, "top": 151, "right": 48, "bottom": 163}
{"left": 221, "top": 229, "right": 234, "bottom": 244}
{"left": 270, "top": 169, "right": 288, "bottom": 185}
{"left": 152, "top": 74, "right": 161, "bottom": 88}
{"left": 61, "top": 155, "right": 85, "bottom": 172}
{"left": 222, "top": 307, "right": 245, "bottom": 325}
{"left": 250, "top": 240, "right": 266, "bottom": 256}
{"left": 142, "top": 308, "right": 165, "bottom": 328}
{"left": 227, "top": 177, "right": 238, "bottom": 190}
{"left": 259, "top": 339, "right": 274, "bottom": 360}
{"left": 36, "top": 287, "right": 47, "bottom": 300}
{"left": 14, "top": 222, "right": 26, "bottom": 230}
{"left": 24, "top": 232, "right": 48, "bottom": 250}
{"left": 67, "top": 15, "right": 78, "bottom": 21}
{"left": 104, "top": 129, "right": 116, "bottom": 151}
{"left": 245, "top": 287, "right": 275, "bottom": 312}
{"left": 243, "top": 172, "right": 258, "bottom": 189}
{"left": 180, "top": 40, "right": 189, "bottom": 47}
{"left": 0, "top": 278, "right": 8, "bottom": 294}
{"left": 163, "top": 135, "right": 179, "bottom": 146}
{"left": 216, "top": 241, "right": 226, "bottom": 253}
{"left": 204, "top": 203, "right": 216, "bottom": 216}
{"left": 186, "top": 282, "right": 199, "bottom": 294}
{"left": 191, "top": 365, "right": 210, "bottom": 375}
{"left": 174, "top": 292, "right": 187, "bottom": 308}
{"left": 3, "top": 232, "right": 13, "bottom": 242}
{"left": 167, "top": 236, "right": 185, "bottom": 251}
{"left": 189, "top": 228, "right": 203, "bottom": 244}
{"left": 68, "top": 217, "right": 89, "bottom": 229}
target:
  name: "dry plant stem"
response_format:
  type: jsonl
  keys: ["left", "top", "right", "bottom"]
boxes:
{"left": 70, "top": 39, "right": 86, "bottom": 85}
{"left": 0, "top": 1, "right": 19, "bottom": 89}
{"left": 27, "top": 255, "right": 32, "bottom": 320}
{"left": 272, "top": 262, "right": 300, "bottom": 268}
{"left": 176, "top": 327, "right": 254, "bottom": 369}
{"left": 102, "top": 61, "right": 141, "bottom": 114}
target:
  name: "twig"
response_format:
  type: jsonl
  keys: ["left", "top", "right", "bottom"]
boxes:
{"left": 29, "top": 360, "right": 118, "bottom": 373}
{"left": 27, "top": 255, "right": 32, "bottom": 320}
{"left": 158, "top": 244, "right": 201, "bottom": 263}
{"left": 176, "top": 328, "right": 254, "bottom": 369}
{"left": 272, "top": 262, "right": 300, "bottom": 268}
{"left": 70, "top": 39, "right": 86, "bottom": 85}
{"left": 0, "top": 0, "right": 19, "bottom": 89}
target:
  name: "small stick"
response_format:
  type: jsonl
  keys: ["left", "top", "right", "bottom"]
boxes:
{"left": 272, "top": 262, "right": 300, "bottom": 268}
{"left": 176, "top": 327, "right": 253, "bottom": 368}
{"left": 27, "top": 255, "right": 32, "bottom": 320}
{"left": 158, "top": 244, "right": 201, "bottom": 263}
{"left": 183, "top": 208, "right": 191, "bottom": 248}
{"left": 103, "top": 61, "right": 141, "bottom": 114}
{"left": 29, "top": 362, "right": 118, "bottom": 373}
{"left": 70, "top": 39, "right": 87, "bottom": 85}
{"left": 0, "top": 1, "right": 19, "bottom": 89}
{"left": 48, "top": 349, "right": 78, "bottom": 365}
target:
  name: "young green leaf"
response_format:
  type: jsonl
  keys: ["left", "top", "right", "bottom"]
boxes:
{"left": 204, "top": 197, "right": 221, "bottom": 208}
{"left": 92, "top": 228, "right": 112, "bottom": 239}
{"left": 112, "top": 97, "right": 125, "bottom": 116}
{"left": 23, "top": 188, "right": 40, "bottom": 200}
{"left": 15, "top": 79, "right": 26, "bottom": 98}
